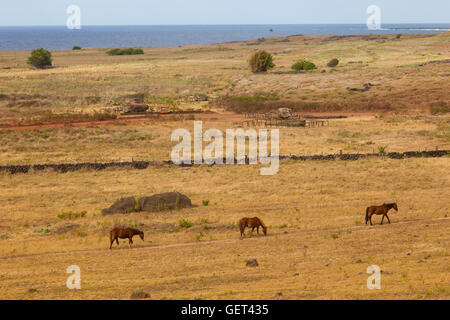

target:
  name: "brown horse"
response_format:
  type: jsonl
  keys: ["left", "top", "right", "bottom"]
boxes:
{"left": 110, "top": 227, "right": 144, "bottom": 249}
{"left": 239, "top": 217, "right": 267, "bottom": 238}
{"left": 365, "top": 203, "right": 398, "bottom": 225}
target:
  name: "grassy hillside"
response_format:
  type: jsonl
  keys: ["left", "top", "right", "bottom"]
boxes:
{"left": 0, "top": 32, "right": 449, "bottom": 300}
{"left": 0, "top": 32, "right": 449, "bottom": 125}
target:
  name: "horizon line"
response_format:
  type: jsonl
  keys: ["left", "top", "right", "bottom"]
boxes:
{"left": 1, "top": 22, "right": 450, "bottom": 28}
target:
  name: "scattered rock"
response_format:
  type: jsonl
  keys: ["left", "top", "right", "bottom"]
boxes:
{"left": 139, "top": 192, "right": 192, "bottom": 212}
{"left": 277, "top": 108, "right": 292, "bottom": 120}
{"left": 246, "top": 259, "right": 259, "bottom": 267}
{"left": 54, "top": 223, "right": 81, "bottom": 234}
{"left": 193, "top": 94, "right": 209, "bottom": 102}
{"left": 28, "top": 288, "right": 38, "bottom": 293}
{"left": 346, "top": 83, "right": 374, "bottom": 92}
{"left": 418, "top": 59, "right": 450, "bottom": 67}
{"left": 122, "top": 104, "right": 149, "bottom": 114}
{"left": 101, "top": 197, "right": 136, "bottom": 215}
{"left": 276, "top": 292, "right": 283, "bottom": 296}
{"left": 293, "top": 273, "right": 300, "bottom": 277}
{"left": 130, "top": 291, "right": 150, "bottom": 299}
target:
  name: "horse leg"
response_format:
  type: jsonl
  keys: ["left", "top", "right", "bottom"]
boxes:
{"left": 369, "top": 214, "right": 373, "bottom": 226}
{"left": 110, "top": 238, "right": 114, "bottom": 249}
{"left": 257, "top": 226, "right": 260, "bottom": 234}
{"left": 386, "top": 214, "right": 391, "bottom": 224}
{"left": 116, "top": 237, "right": 119, "bottom": 245}
{"left": 129, "top": 237, "right": 133, "bottom": 247}
{"left": 381, "top": 214, "right": 385, "bottom": 225}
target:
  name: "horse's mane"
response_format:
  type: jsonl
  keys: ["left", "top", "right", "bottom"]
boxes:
{"left": 256, "top": 217, "right": 266, "bottom": 228}
{"left": 385, "top": 203, "right": 396, "bottom": 208}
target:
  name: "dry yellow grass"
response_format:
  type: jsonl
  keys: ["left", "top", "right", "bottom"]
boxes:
{"left": 0, "top": 156, "right": 448, "bottom": 299}
{"left": 0, "top": 32, "right": 449, "bottom": 300}
{"left": 0, "top": 32, "right": 449, "bottom": 124}
{"left": 0, "top": 114, "right": 448, "bottom": 165}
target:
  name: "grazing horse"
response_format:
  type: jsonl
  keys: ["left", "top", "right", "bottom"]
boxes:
{"left": 239, "top": 217, "right": 267, "bottom": 238}
{"left": 365, "top": 203, "right": 398, "bottom": 225}
{"left": 110, "top": 227, "right": 144, "bottom": 249}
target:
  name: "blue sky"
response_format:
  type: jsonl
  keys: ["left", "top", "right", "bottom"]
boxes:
{"left": 1, "top": 0, "right": 449, "bottom": 26}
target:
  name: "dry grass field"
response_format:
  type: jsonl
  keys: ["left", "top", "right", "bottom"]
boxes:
{"left": 0, "top": 32, "right": 449, "bottom": 300}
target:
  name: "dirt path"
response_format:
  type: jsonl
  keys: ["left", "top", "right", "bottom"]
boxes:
{"left": 2, "top": 216, "right": 447, "bottom": 261}
{"left": 0, "top": 113, "right": 241, "bottom": 131}
{"left": 0, "top": 112, "right": 372, "bottom": 131}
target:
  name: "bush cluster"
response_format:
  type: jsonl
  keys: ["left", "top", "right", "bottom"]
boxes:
{"left": 27, "top": 48, "right": 52, "bottom": 69}
{"left": 248, "top": 50, "right": 275, "bottom": 73}
{"left": 106, "top": 48, "right": 144, "bottom": 56}
{"left": 291, "top": 60, "right": 316, "bottom": 71}
{"left": 327, "top": 58, "right": 339, "bottom": 67}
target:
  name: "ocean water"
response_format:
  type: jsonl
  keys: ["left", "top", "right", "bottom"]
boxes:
{"left": 0, "top": 24, "right": 449, "bottom": 51}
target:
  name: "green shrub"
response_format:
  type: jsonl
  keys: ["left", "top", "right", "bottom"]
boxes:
{"left": 327, "top": 58, "right": 339, "bottom": 67}
{"left": 228, "top": 222, "right": 237, "bottom": 228}
{"left": 34, "top": 227, "right": 50, "bottom": 236}
{"left": 57, "top": 211, "right": 87, "bottom": 220}
{"left": 75, "top": 229, "right": 87, "bottom": 237}
{"left": 72, "top": 46, "right": 82, "bottom": 50}
{"left": 331, "top": 232, "right": 340, "bottom": 239}
{"left": 378, "top": 145, "right": 388, "bottom": 154}
{"left": 179, "top": 219, "right": 193, "bottom": 229}
{"left": 196, "top": 231, "right": 204, "bottom": 241}
{"left": 291, "top": 60, "right": 316, "bottom": 71}
{"left": 202, "top": 200, "right": 210, "bottom": 206}
{"left": 106, "top": 48, "right": 144, "bottom": 56}
{"left": 430, "top": 101, "right": 449, "bottom": 115}
{"left": 27, "top": 48, "right": 52, "bottom": 69}
{"left": 248, "top": 50, "right": 275, "bottom": 73}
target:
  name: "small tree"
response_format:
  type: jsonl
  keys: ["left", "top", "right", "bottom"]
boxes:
{"left": 291, "top": 60, "right": 316, "bottom": 71}
{"left": 327, "top": 58, "right": 339, "bottom": 67}
{"left": 72, "top": 46, "right": 82, "bottom": 50}
{"left": 27, "top": 48, "right": 52, "bottom": 69}
{"left": 248, "top": 50, "right": 275, "bottom": 73}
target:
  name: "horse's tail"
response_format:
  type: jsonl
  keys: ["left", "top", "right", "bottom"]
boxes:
{"left": 365, "top": 207, "right": 369, "bottom": 223}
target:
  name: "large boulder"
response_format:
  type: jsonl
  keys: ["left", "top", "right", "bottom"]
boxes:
{"left": 278, "top": 108, "right": 292, "bottom": 119}
{"left": 139, "top": 192, "right": 192, "bottom": 212}
{"left": 122, "top": 104, "right": 149, "bottom": 114}
{"left": 101, "top": 197, "right": 136, "bottom": 215}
